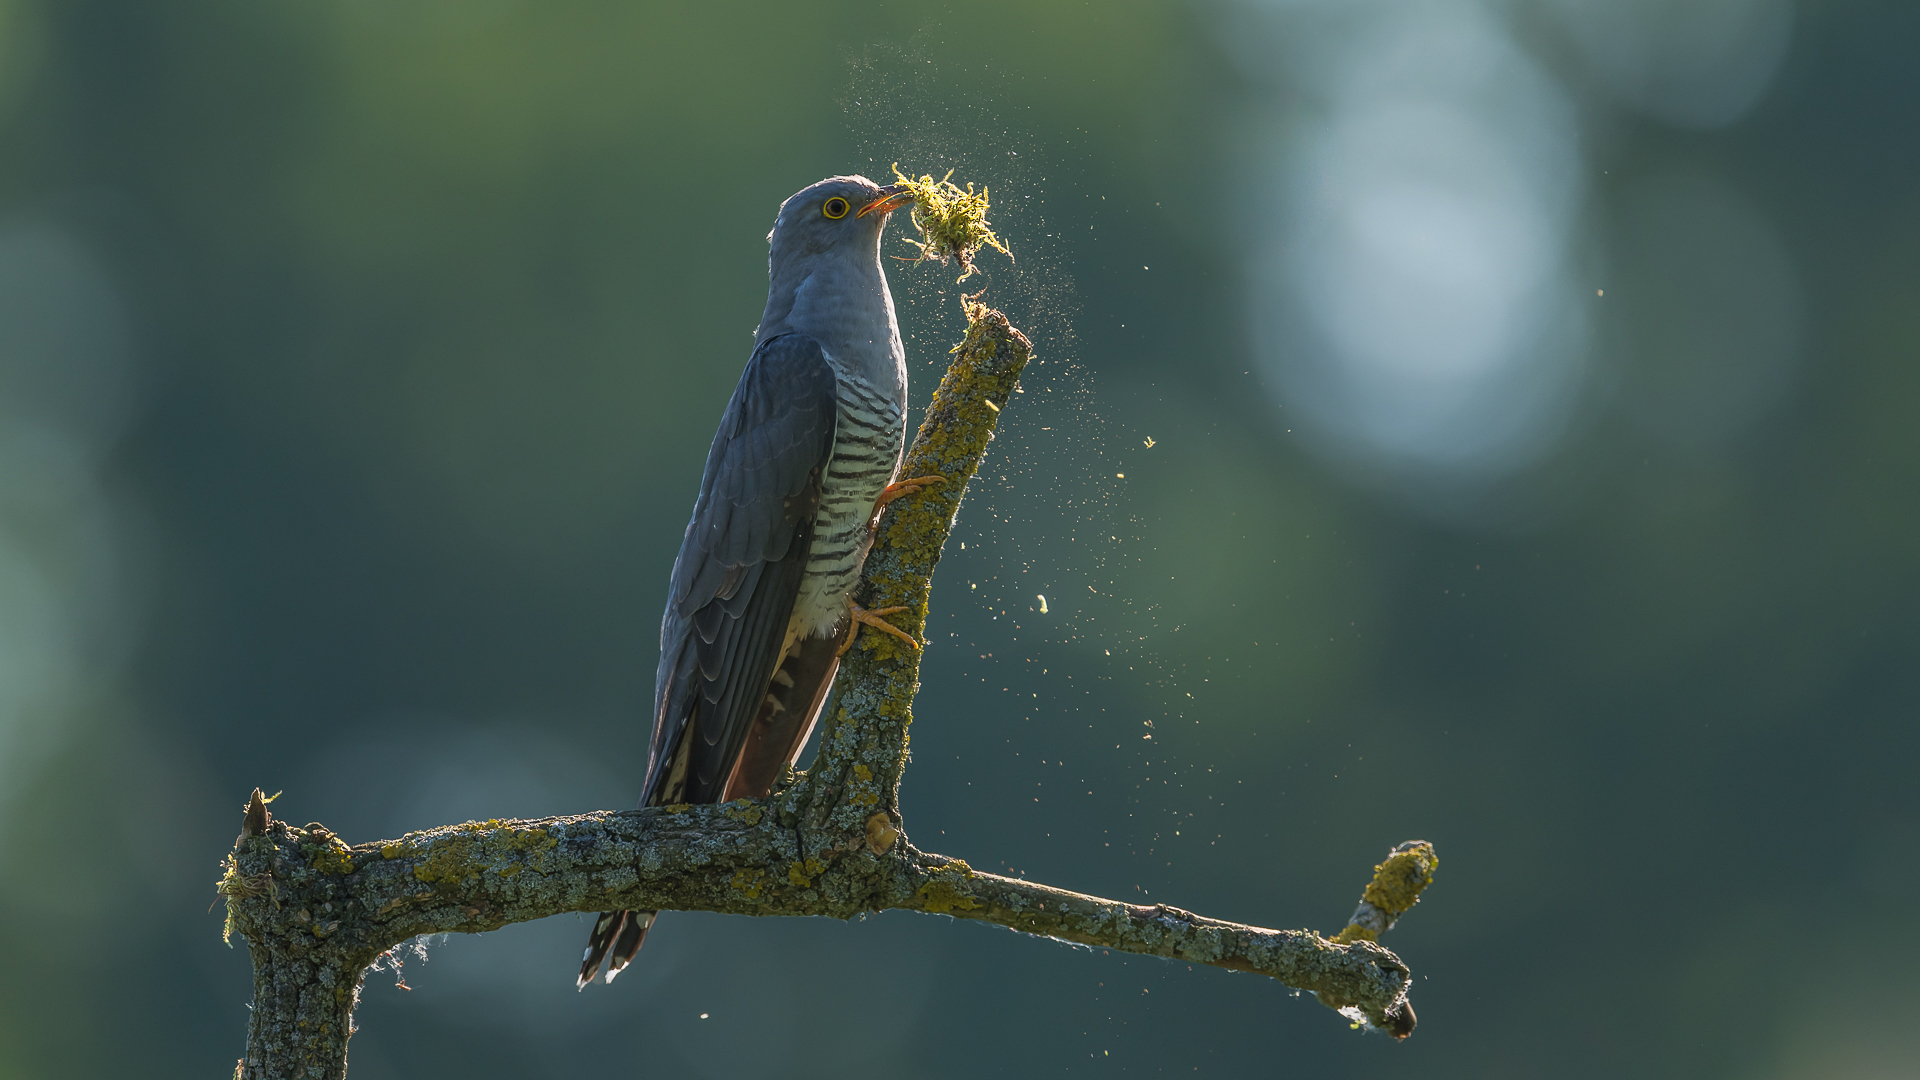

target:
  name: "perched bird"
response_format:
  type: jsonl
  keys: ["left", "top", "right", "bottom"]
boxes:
{"left": 577, "top": 175, "right": 937, "bottom": 988}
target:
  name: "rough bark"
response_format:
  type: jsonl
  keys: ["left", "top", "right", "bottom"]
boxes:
{"left": 219, "top": 303, "right": 1428, "bottom": 1079}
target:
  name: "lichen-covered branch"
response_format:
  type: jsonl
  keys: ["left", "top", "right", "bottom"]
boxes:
{"left": 895, "top": 851, "right": 1417, "bottom": 1036}
{"left": 222, "top": 798, "right": 1417, "bottom": 1077}
{"left": 219, "top": 303, "right": 1430, "bottom": 1079}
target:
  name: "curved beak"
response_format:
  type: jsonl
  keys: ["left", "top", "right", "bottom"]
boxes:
{"left": 859, "top": 184, "right": 914, "bottom": 219}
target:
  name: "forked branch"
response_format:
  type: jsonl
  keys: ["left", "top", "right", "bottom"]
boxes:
{"left": 220, "top": 304, "right": 1430, "bottom": 1080}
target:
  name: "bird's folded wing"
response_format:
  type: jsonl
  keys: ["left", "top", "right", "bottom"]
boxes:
{"left": 644, "top": 333, "right": 837, "bottom": 805}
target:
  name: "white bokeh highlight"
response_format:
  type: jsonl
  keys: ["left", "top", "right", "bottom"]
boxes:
{"left": 1230, "top": 0, "right": 1588, "bottom": 477}
{"left": 1216, "top": 0, "right": 1800, "bottom": 490}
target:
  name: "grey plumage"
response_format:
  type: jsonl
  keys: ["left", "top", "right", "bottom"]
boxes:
{"left": 578, "top": 175, "right": 912, "bottom": 989}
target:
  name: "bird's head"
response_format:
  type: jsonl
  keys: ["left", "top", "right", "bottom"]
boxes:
{"left": 767, "top": 175, "right": 912, "bottom": 271}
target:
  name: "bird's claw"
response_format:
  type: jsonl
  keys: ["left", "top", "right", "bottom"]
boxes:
{"left": 868, "top": 474, "right": 947, "bottom": 529}
{"left": 838, "top": 600, "right": 919, "bottom": 656}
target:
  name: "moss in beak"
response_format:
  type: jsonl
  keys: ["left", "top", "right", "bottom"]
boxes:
{"left": 886, "top": 164, "right": 1014, "bottom": 283}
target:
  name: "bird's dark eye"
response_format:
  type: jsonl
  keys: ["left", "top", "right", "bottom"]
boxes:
{"left": 822, "top": 197, "right": 850, "bottom": 220}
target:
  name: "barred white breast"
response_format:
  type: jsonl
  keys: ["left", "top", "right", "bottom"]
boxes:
{"left": 791, "top": 370, "right": 904, "bottom": 639}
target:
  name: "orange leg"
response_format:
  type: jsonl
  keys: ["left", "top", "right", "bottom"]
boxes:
{"left": 837, "top": 599, "right": 920, "bottom": 656}
{"left": 867, "top": 474, "right": 946, "bottom": 528}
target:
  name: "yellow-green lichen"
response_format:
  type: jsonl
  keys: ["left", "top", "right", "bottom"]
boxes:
{"left": 730, "top": 868, "right": 765, "bottom": 899}
{"left": 787, "top": 858, "right": 827, "bottom": 887}
{"left": 875, "top": 302, "right": 1026, "bottom": 569}
{"left": 721, "top": 800, "right": 764, "bottom": 825}
{"left": 891, "top": 164, "right": 1013, "bottom": 282}
{"left": 846, "top": 761, "right": 883, "bottom": 806}
{"left": 1331, "top": 840, "right": 1437, "bottom": 944}
{"left": 303, "top": 829, "right": 356, "bottom": 876}
{"left": 1362, "top": 841, "right": 1437, "bottom": 917}
{"left": 914, "top": 860, "right": 980, "bottom": 914}
{"left": 410, "top": 821, "right": 559, "bottom": 886}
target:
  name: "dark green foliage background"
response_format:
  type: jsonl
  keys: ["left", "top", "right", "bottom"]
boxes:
{"left": 0, "top": 2, "right": 1915, "bottom": 1077}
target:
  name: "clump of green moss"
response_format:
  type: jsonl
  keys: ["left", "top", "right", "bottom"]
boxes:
{"left": 890, "top": 164, "right": 1013, "bottom": 282}
{"left": 215, "top": 853, "right": 279, "bottom": 946}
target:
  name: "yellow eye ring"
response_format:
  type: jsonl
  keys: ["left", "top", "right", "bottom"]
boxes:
{"left": 822, "top": 197, "right": 850, "bottom": 220}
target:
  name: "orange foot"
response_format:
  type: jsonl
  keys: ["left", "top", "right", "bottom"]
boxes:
{"left": 837, "top": 599, "right": 921, "bottom": 657}
{"left": 867, "top": 474, "right": 946, "bottom": 529}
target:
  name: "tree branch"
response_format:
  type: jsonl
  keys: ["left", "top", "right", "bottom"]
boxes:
{"left": 220, "top": 303, "right": 1429, "bottom": 1079}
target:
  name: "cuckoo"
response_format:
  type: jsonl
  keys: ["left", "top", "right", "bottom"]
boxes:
{"left": 576, "top": 175, "right": 937, "bottom": 988}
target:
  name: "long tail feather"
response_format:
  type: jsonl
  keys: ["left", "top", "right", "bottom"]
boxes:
{"left": 605, "top": 910, "right": 655, "bottom": 982}
{"left": 577, "top": 910, "right": 627, "bottom": 990}
{"left": 577, "top": 909, "right": 658, "bottom": 989}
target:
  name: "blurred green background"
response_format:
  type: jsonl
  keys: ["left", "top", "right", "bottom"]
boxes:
{"left": 1, "top": 0, "right": 1916, "bottom": 1076}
